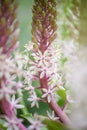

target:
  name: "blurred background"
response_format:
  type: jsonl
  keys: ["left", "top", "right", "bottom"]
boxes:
{"left": 18, "top": 0, "right": 34, "bottom": 49}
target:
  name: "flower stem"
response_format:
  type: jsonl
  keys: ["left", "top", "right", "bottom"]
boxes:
{"left": 0, "top": 98, "right": 27, "bottom": 130}
{"left": 40, "top": 76, "right": 72, "bottom": 126}
{"left": 49, "top": 98, "right": 72, "bottom": 125}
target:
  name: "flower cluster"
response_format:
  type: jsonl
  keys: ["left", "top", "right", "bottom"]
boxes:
{"left": 0, "top": 49, "right": 23, "bottom": 99}
{"left": 23, "top": 40, "right": 63, "bottom": 106}
{"left": 0, "top": 1, "right": 26, "bottom": 129}
{"left": 0, "top": 48, "right": 25, "bottom": 129}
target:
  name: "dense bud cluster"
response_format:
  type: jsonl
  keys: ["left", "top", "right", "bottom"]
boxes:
{"left": 0, "top": 0, "right": 19, "bottom": 54}
{"left": 32, "top": 0, "right": 57, "bottom": 52}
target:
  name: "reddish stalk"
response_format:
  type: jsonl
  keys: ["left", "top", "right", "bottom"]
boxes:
{"left": 40, "top": 77, "right": 72, "bottom": 126}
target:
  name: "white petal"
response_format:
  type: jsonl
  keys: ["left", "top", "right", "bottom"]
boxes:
{"left": 40, "top": 71, "right": 45, "bottom": 79}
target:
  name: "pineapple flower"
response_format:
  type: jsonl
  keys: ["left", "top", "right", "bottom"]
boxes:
{"left": 23, "top": 0, "right": 71, "bottom": 126}
{"left": 27, "top": 113, "right": 45, "bottom": 130}
{"left": 23, "top": 41, "right": 64, "bottom": 105}
{"left": 47, "top": 111, "right": 59, "bottom": 121}
{"left": 4, "top": 116, "right": 23, "bottom": 130}
{"left": 23, "top": 40, "right": 62, "bottom": 84}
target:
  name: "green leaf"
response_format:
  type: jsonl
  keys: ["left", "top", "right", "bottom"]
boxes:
{"left": 20, "top": 113, "right": 32, "bottom": 120}
{"left": 58, "top": 98, "right": 65, "bottom": 107}
{"left": 0, "top": 119, "right": 7, "bottom": 130}
{"left": 43, "top": 119, "right": 68, "bottom": 130}
{"left": 57, "top": 89, "right": 67, "bottom": 107}
{"left": 57, "top": 89, "right": 66, "bottom": 101}
{"left": 32, "top": 80, "right": 40, "bottom": 87}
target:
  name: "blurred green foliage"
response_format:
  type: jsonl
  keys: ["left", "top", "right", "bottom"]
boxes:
{"left": 43, "top": 119, "right": 68, "bottom": 130}
{"left": 18, "top": 0, "right": 34, "bottom": 49}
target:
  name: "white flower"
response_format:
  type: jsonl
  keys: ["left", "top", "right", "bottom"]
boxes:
{"left": 42, "top": 86, "right": 56, "bottom": 103}
{"left": 47, "top": 111, "right": 59, "bottom": 121}
{"left": 28, "top": 93, "right": 39, "bottom": 108}
{"left": 24, "top": 69, "right": 35, "bottom": 85}
{"left": 11, "top": 95, "right": 24, "bottom": 113}
{"left": 4, "top": 116, "right": 21, "bottom": 130}
{"left": 48, "top": 66, "right": 62, "bottom": 86}
{"left": 28, "top": 114, "right": 45, "bottom": 130}
{"left": 0, "top": 54, "right": 15, "bottom": 79}
{"left": 25, "top": 85, "right": 35, "bottom": 95}
{"left": 32, "top": 50, "right": 49, "bottom": 66}
{"left": 14, "top": 82, "right": 23, "bottom": 95}
{"left": 39, "top": 65, "right": 51, "bottom": 79}
{"left": 48, "top": 42, "right": 61, "bottom": 62}
{"left": 24, "top": 41, "right": 34, "bottom": 52}
{"left": 0, "top": 81, "right": 15, "bottom": 101}
{"left": 67, "top": 93, "right": 74, "bottom": 104}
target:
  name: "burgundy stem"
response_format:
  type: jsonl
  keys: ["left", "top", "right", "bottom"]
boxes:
{"left": 40, "top": 76, "right": 72, "bottom": 126}
{"left": 49, "top": 98, "right": 72, "bottom": 125}
{"left": 0, "top": 99, "right": 27, "bottom": 130}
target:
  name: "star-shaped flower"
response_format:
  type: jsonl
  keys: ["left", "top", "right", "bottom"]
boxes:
{"left": 42, "top": 86, "right": 56, "bottom": 103}
{"left": 28, "top": 114, "right": 45, "bottom": 130}
{"left": 28, "top": 93, "right": 39, "bottom": 108}
{"left": 47, "top": 111, "right": 59, "bottom": 121}
{"left": 11, "top": 95, "right": 24, "bottom": 113}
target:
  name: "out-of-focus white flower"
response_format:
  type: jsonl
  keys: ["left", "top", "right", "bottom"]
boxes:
{"left": 0, "top": 81, "right": 15, "bottom": 101}
{"left": 4, "top": 116, "right": 22, "bottom": 130}
{"left": 25, "top": 85, "right": 35, "bottom": 95}
{"left": 0, "top": 50, "right": 23, "bottom": 102}
{"left": 24, "top": 69, "right": 34, "bottom": 85}
{"left": 39, "top": 65, "right": 51, "bottom": 79}
{"left": 0, "top": 53, "right": 15, "bottom": 79}
{"left": 11, "top": 95, "right": 24, "bottom": 113}
{"left": 24, "top": 41, "right": 34, "bottom": 52}
{"left": 48, "top": 41, "right": 61, "bottom": 62}
{"left": 28, "top": 93, "right": 39, "bottom": 108}
{"left": 48, "top": 67, "right": 63, "bottom": 87}
{"left": 47, "top": 111, "right": 59, "bottom": 121}
{"left": 28, "top": 114, "right": 45, "bottom": 130}
{"left": 67, "top": 93, "right": 74, "bottom": 104}
{"left": 14, "top": 81, "right": 23, "bottom": 95}
{"left": 42, "top": 86, "right": 56, "bottom": 103}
